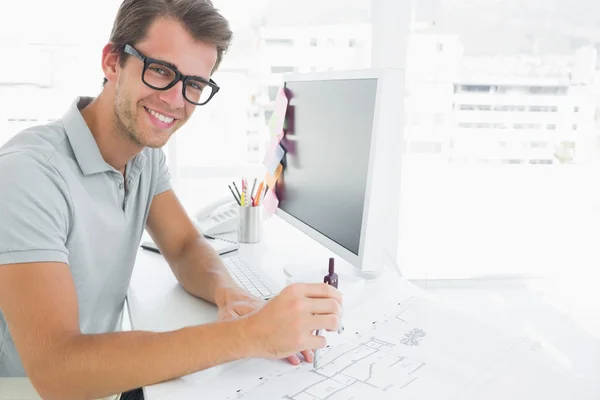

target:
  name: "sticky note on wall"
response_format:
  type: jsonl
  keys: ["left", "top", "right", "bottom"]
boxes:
{"left": 265, "top": 164, "right": 283, "bottom": 190}
{"left": 263, "top": 143, "right": 285, "bottom": 175}
{"left": 268, "top": 88, "right": 288, "bottom": 138}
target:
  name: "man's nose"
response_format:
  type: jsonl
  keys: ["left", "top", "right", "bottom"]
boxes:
{"left": 158, "top": 79, "right": 186, "bottom": 109}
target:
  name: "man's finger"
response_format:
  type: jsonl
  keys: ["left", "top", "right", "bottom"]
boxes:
{"left": 300, "top": 349, "right": 313, "bottom": 363}
{"left": 286, "top": 354, "right": 301, "bottom": 365}
{"left": 305, "top": 333, "right": 327, "bottom": 350}
{"left": 305, "top": 298, "right": 342, "bottom": 315}
{"left": 308, "top": 314, "right": 341, "bottom": 332}
{"left": 292, "top": 283, "right": 343, "bottom": 303}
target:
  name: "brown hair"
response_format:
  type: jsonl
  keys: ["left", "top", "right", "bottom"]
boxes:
{"left": 102, "top": 0, "right": 232, "bottom": 86}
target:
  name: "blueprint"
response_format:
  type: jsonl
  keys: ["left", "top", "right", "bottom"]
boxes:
{"left": 154, "top": 276, "right": 595, "bottom": 400}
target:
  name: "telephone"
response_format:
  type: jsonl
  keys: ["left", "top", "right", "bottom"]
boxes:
{"left": 194, "top": 195, "right": 239, "bottom": 235}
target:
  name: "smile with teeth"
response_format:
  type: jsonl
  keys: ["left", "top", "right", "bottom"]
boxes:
{"left": 145, "top": 107, "right": 176, "bottom": 124}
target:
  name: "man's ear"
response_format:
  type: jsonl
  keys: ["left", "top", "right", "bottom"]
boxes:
{"left": 101, "top": 43, "right": 120, "bottom": 85}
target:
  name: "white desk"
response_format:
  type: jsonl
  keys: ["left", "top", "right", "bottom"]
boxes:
{"left": 128, "top": 216, "right": 600, "bottom": 399}
{"left": 127, "top": 216, "right": 373, "bottom": 399}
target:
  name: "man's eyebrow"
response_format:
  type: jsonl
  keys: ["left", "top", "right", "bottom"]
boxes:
{"left": 154, "top": 57, "right": 179, "bottom": 71}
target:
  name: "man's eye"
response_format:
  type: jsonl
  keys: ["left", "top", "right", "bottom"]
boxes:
{"left": 150, "top": 66, "right": 168, "bottom": 75}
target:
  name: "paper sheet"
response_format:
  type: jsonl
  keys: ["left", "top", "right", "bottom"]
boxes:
{"left": 156, "top": 276, "right": 595, "bottom": 400}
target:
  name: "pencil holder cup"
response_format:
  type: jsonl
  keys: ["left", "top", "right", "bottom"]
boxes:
{"left": 238, "top": 206, "right": 262, "bottom": 243}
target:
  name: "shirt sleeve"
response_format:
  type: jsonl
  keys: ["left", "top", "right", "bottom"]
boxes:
{"left": 154, "top": 148, "right": 172, "bottom": 197}
{"left": 0, "top": 153, "right": 72, "bottom": 265}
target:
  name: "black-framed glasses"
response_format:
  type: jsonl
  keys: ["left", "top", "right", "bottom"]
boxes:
{"left": 123, "top": 44, "right": 219, "bottom": 106}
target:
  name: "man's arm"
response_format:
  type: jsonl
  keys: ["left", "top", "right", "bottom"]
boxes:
{"left": 145, "top": 190, "right": 238, "bottom": 306}
{"left": 0, "top": 262, "right": 341, "bottom": 399}
{"left": 0, "top": 262, "right": 258, "bottom": 400}
{"left": 145, "top": 190, "right": 316, "bottom": 365}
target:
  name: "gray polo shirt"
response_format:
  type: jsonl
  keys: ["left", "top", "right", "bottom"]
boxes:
{"left": 0, "top": 97, "right": 172, "bottom": 376}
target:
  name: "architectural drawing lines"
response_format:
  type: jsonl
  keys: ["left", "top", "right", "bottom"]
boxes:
{"left": 389, "top": 357, "right": 405, "bottom": 367}
{"left": 400, "top": 377, "right": 418, "bottom": 390}
{"left": 409, "top": 362, "right": 426, "bottom": 375}
{"left": 288, "top": 377, "right": 329, "bottom": 399}
{"left": 315, "top": 345, "right": 375, "bottom": 375}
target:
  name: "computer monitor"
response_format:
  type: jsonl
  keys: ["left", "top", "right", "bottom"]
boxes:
{"left": 275, "top": 69, "right": 406, "bottom": 274}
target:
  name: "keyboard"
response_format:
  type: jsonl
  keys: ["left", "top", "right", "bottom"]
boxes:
{"left": 221, "top": 255, "right": 281, "bottom": 300}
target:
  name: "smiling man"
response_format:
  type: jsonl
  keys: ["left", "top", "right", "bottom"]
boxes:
{"left": 0, "top": 1, "right": 343, "bottom": 399}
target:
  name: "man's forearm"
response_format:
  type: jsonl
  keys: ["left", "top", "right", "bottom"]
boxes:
{"left": 32, "top": 319, "right": 257, "bottom": 400}
{"left": 169, "top": 235, "right": 238, "bottom": 305}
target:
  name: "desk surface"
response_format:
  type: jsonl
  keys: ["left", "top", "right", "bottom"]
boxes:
{"left": 128, "top": 216, "right": 372, "bottom": 399}
{"left": 128, "top": 216, "right": 363, "bottom": 329}
{"left": 128, "top": 217, "right": 600, "bottom": 399}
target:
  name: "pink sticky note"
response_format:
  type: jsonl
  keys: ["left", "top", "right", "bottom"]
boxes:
{"left": 268, "top": 88, "right": 288, "bottom": 138}
{"left": 263, "top": 188, "right": 279, "bottom": 218}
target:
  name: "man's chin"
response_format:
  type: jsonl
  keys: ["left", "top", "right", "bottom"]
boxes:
{"left": 142, "top": 139, "right": 170, "bottom": 149}
{"left": 136, "top": 128, "right": 174, "bottom": 149}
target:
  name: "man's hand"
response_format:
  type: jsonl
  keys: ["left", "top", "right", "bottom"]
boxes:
{"left": 215, "top": 286, "right": 315, "bottom": 365}
{"left": 215, "top": 286, "right": 265, "bottom": 321}
{"left": 241, "top": 283, "right": 342, "bottom": 363}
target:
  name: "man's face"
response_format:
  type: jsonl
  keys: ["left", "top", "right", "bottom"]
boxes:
{"left": 113, "top": 18, "right": 218, "bottom": 148}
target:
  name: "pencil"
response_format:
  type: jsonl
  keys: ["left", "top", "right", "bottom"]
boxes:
{"left": 228, "top": 185, "right": 241, "bottom": 205}
{"left": 250, "top": 178, "right": 257, "bottom": 198}
{"left": 232, "top": 182, "right": 242, "bottom": 200}
{"left": 254, "top": 182, "right": 264, "bottom": 206}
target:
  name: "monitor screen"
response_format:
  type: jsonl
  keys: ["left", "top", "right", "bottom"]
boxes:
{"left": 277, "top": 78, "right": 378, "bottom": 255}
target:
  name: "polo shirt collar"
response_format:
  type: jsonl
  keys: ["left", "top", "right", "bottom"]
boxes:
{"left": 63, "top": 97, "right": 114, "bottom": 176}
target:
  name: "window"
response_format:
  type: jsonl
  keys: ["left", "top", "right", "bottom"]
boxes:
{"left": 528, "top": 86, "right": 568, "bottom": 95}
{"left": 529, "top": 159, "right": 553, "bottom": 165}
{"left": 455, "top": 85, "right": 491, "bottom": 93}
{"left": 267, "top": 86, "right": 279, "bottom": 102}
{"left": 264, "top": 38, "right": 294, "bottom": 47}
{"left": 458, "top": 104, "right": 492, "bottom": 111}
{"left": 402, "top": 0, "right": 600, "bottom": 281}
{"left": 530, "top": 106, "right": 558, "bottom": 112}
{"left": 458, "top": 123, "right": 492, "bottom": 129}
{"left": 530, "top": 142, "right": 548, "bottom": 149}
{"left": 349, "top": 38, "right": 357, "bottom": 48}
{"left": 408, "top": 141, "right": 442, "bottom": 154}
{"left": 270, "top": 66, "right": 296, "bottom": 74}
{"left": 494, "top": 105, "right": 527, "bottom": 112}
{"left": 0, "top": 1, "right": 123, "bottom": 147}
{"left": 514, "top": 123, "right": 541, "bottom": 130}
{"left": 264, "top": 110, "right": 274, "bottom": 125}
{"left": 309, "top": 38, "right": 318, "bottom": 47}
